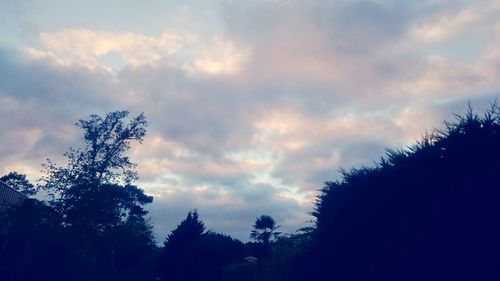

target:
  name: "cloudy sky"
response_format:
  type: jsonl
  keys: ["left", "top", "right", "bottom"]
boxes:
{"left": 1, "top": 0, "right": 500, "bottom": 241}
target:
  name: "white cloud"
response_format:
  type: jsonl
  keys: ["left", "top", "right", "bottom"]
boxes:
{"left": 26, "top": 28, "right": 249, "bottom": 75}
{"left": 24, "top": 29, "right": 180, "bottom": 72}
{"left": 191, "top": 37, "right": 250, "bottom": 74}
{"left": 411, "top": 8, "right": 477, "bottom": 42}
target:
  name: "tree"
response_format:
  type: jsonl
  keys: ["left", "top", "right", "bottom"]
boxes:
{"left": 0, "top": 199, "right": 65, "bottom": 281}
{"left": 0, "top": 172, "right": 36, "bottom": 196}
{"left": 299, "top": 102, "right": 500, "bottom": 281}
{"left": 250, "top": 215, "right": 280, "bottom": 245}
{"left": 164, "top": 210, "right": 206, "bottom": 249}
{"left": 41, "top": 110, "right": 147, "bottom": 190}
{"left": 37, "top": 111, "right": 156, "bottom": 281}
{"left": 40, "top": 110, "right": 150, "bottom": 229}
{"left": 182, "top": 232, "right": 245, "bottom": 281}
{"left": 160, "top": 210, "right": 206, "bottom": 281}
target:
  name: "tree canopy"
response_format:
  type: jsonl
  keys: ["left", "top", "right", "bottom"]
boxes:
{"left": 3, "top": 103, "right": 500, "bottom": 281}
{"left": 160, "top": 210, "right": 206, "bottom": 281}
{"left": 40, "top": 111, "right": 151, "bottom": 230}
{"left": 250, "top": 215, "right": 280, "bottom": 245}
{"left": 300, "top": 102, "right": 500, "bottom": 281}
{"left": 0, "top": 172, "right": 36, "bottom": 196}
{"left": 42, "top": 110, "right": 147, "bottom": 193}
{"left": 23, "top": 110, "right": 157, "bottom": 281}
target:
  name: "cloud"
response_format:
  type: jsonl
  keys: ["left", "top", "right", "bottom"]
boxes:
{"left": 0, "top": 47, "right": 121, "bottom": 178}
{"left": 411, "top": 8, "right": 478, "bottom": 42}
{"left": 2, "top": 0, "right": 500, "bottom": 242}
{"left": 27, "top": 28, "right": 249, "bottom": 75}
{"left": 26, "top": 29, "right": 181, "bottom": 72}
{"left": 146, "top": 178, "right": 312, "bottom": 241}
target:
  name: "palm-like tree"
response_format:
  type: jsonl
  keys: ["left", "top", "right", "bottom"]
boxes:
{"left": 250, "top": 215, "right": 280, "bottom": 244}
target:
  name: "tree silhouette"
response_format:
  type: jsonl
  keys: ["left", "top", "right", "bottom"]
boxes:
{"left": 40, "top": 111, "right": 150, "bottom": 229}
{"left": 0, "top": 172, "right": 36, "bottom": 196}
{"left": 160, "top": 210, "right": 206, "bottom": 281}
{"left": 297, "top": 102, "right": 500, "bottom": 281}
{"left": 164, "top": 210, "right": 206, "bottom": 247}
{"left": 250, "top": 215, "right": 280, "bottom": 245}
{"left": 0, "top": 199, "right": 66, "bottom": 281}
{"left": 36, "top": 111, "right": 155, "bottom": 281}
{"left": 184, "top": 231, "right": 245, "bottom": 281}
{"left": 160, "top": 211, "right": 245, "bottom": 281}
{"left": 40, "top": 111, "right": 146, "bottom": 190}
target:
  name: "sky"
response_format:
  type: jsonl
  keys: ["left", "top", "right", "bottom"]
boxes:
{"left": 1, "top": 0, "right": 500, "bottom": 242}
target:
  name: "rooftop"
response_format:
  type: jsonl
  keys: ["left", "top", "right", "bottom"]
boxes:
{"left": 0, "top": 180, "right": 27, "bottom": 211}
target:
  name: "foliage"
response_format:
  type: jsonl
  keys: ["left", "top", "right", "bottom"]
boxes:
{"left": 223, "top": 230, "right": 313, "bottom": 281}
{"left": 0, "top": 199, "right": 66, "bottom": 281}
{"left": 160, "top": 210, "right": 206, "bottom": 281}
{"left": 33, "top": 110, "right": 155, "bottom": 281}
{"left": 0, "top": 172, "right": 36, "bottom": 196}
{"left": 40, "top": 111, "right": 151, "bottom": 230}
{"left": 163, "top": 209, "right": 206, "bottom": 249}
{"left": 160, "top": 211, "right": 247, "bottom": 281}
{"left": 185, "top": 232, "right": 246, "bottom": 281}
{"left": 41, "top": 110, "right": 147, "bottom": 202}
{"left": 6, "top": 102, "right": 500, "bottom": 281}
{"left": 250, "top": 215, "right": 280, "bottom": 244}
{"left": 301, "top": 102, "right": 500, "bottom": 281}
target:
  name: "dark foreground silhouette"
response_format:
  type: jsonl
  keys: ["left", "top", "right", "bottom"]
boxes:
{"left": 296, "top": 103, "right": 500, "bottom": 281}
{"left": 1, "top": 102, "right": 500, "bottom": 281}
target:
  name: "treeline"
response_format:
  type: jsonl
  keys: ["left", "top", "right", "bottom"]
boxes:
{"left": 298, "top": 102, "right": 500, "bottom": 281}
{"left": 2, "top": 102, "right": 500, "bottom": 280}
{"left": 0, "top": 111, "right": 286, "bottom": 281}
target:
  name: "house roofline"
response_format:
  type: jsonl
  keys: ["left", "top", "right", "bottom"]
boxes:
{"left": 0, "top": 180, "right": 28, "bottom": 198}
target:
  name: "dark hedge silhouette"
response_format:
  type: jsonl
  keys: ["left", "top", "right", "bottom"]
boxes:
{"left": 297, "top": 102, "right": 500, "bottom": 281}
